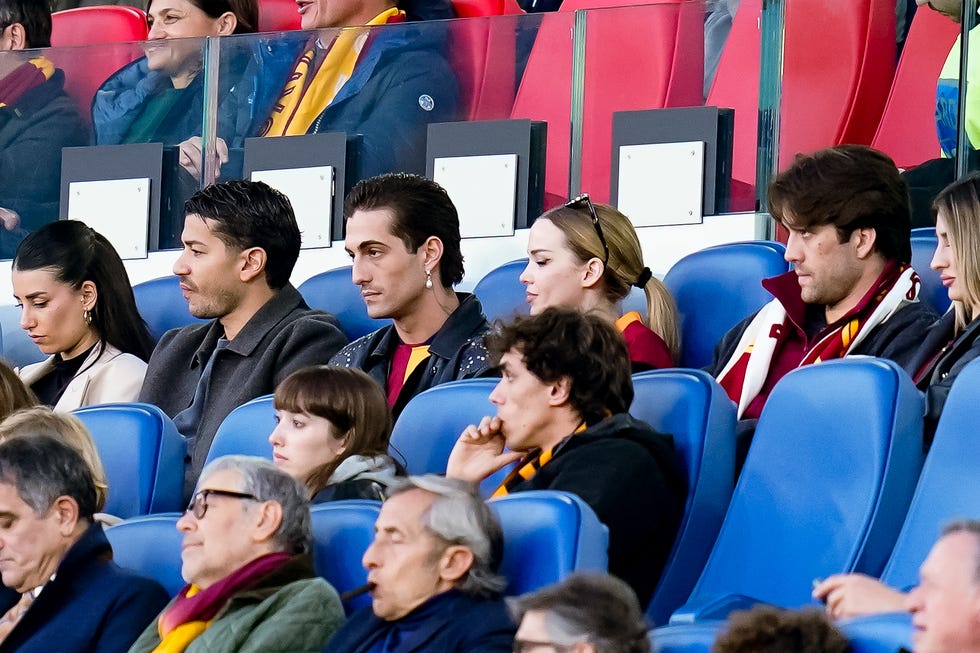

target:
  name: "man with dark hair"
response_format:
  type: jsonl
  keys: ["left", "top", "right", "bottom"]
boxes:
{"left": 707, "top": 145, "right": 937, "bottom": 440}
{"left": 0, "top": 436, "right": 167, "bottom": 652}
{"left": 711, "top": 606, "right": 852, "bottom": 653}
{"left": 140, "top": 180, "right": 347, "bottom": 492}
{"left": 510, "top": 573, "right": 651, "bottom": 653}
{"left": 446, "top": 308, "right": 685, "bottom": 606}
{"left": 131, "top": 456, "right": 344, "bottom": 652}
{"left": 0, "top": 0, "right": 86, "bottom": 256}
{"left": 331, "top": 173, "right": 492, "bottom": 416}
{"left": 324, "top": 475, "right": 514, "bottom": 653}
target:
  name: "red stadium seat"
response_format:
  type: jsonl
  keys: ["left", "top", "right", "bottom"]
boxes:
{"left": 871, "top": 6, "right": 959, "bottom": 169}
{"left": 258, "top": 0, "right": 302, "bottom": 32}
{"left": 709, "top": 0, "right": 896, "bottom": 208}
{"left": 510, "top": 0, "right": 703, "bottom": 205}
{"left": 49, "top": 7, "right": 149, "bottom": 128}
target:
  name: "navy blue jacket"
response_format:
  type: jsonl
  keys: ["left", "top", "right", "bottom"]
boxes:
{"left": 0, "top": 523, "right": 168, "bottom": 653}
{"left": 323, "top": 590, "right": 514, "bottom": 653}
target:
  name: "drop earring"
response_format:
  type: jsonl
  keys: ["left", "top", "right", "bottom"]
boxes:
{"left": 83, "top": 309, "right": 92, "bottom": 325}
{"left": 425, "top": 270, "right": 433, "bottom": 290}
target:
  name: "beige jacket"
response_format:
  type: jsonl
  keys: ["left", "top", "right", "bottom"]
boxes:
{"left": 19, "top": 343, "right": 147, "bottom": 411}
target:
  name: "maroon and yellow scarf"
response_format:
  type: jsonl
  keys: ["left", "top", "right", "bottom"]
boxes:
{"left": 491, "top": 423, "right": 589, "bottom": 498}
{"left": 152, "top": 552, "right": 291, "bottom": 653}
{"left": 0, "top": 58, "right": 54, "bottom": 109}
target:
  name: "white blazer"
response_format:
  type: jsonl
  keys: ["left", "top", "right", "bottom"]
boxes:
{"left": 18, "top": 342, "right": 147, "bottom": 411}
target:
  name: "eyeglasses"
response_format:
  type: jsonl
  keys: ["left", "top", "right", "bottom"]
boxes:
{"left": 186, "top": 489, "right": 258, "bottom": 519}
{"left": 512, "top": 640, "right": 577, "bottom": 653}
{"left": 565, "top": 193, "right": 609, "bottom": 266}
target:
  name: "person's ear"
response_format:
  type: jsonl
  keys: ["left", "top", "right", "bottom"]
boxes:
{"left": 239, "top": 247, "right": 267, "bottom": 283}
{"left": 252, "top": 500, "right": 283, "bottom": 543}
{"left": 51, "top": 496, "right": 81, "bottom": 537}
{"left": 4, "top": 23, "right": 27, "bottom": 51}
{"left": 79, "top": 280, "right": 98, "bottom": 313}
{"left": 581, "top": 257, "right": 604, "bottom": 289}
{"left": 852, "top": 227, "right": 878, "bottom": 259}
{"left": 548, "top": 376, "right": 571, "bottom": 407}
{"left": 215, "top": 11, "right": 237, "bottom": 35}
{"left": 438, "top": 545, "right": 474, "bottom": 584}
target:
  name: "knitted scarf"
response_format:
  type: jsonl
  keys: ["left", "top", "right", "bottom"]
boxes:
{"left": 716, "top": 264, "right": 921, "bottom": 419}
{"left": 152, "top": 552, "right": 291, "bottom": 653}
{"left": 0, "top": 57, "right": 54, "bottom": 108}
{"left": 491, "top": 423, "right": 588, "bottom": 498}
{"left": 259, "top": 8, "right": 404, "bottom": 137}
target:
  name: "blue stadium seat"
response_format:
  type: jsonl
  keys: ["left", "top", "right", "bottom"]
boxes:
{"left": 490, "top": 490, "right": 608, "bottom": 596}
{"left": 204, "top": 394, "right": 275, "bottom": 465}
{"left": 839, "top": 613, "right": 913, "bottom": 653}
{"left": 650, "top": 622, "right": 720, "bottom": 653}
{"left": 631, "top": 369, "right": 736, "bottom": 625}
{"left": 910, "top": 228, "right": 951, "bottom": 315}
{"left": 473, "top": 258, "right": 530, "bottom": 323}
{"left": 298, "top": 266, "right": 391, "bottom": 341}
{"left": 133, "top": 275, "right": 207, "bottom": 343}
{"left": 663, "top": 241, "right": 790, "bottom": 369}
{"left": 389, "top": 378, "right": 512, "bottom": 496}
{"left": 670, "top": 358, "right": 924, "bottom": 623}
{"left": 105, "top": 514, "right": 184, "bottom": 596}
{"left": 74, "top": 403, "right": 186, "bottom": 517}
{"left": 0, "top": 304, "right": 44, "bottom": 368}
{"left": 310, "top": 500, "right": 381, "bottom": 615}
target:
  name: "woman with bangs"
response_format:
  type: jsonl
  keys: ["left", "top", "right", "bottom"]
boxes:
{"left": 907, "top": 173, "right": 980, "bottom": 445}
{"left": 269, "top": 366, "right": 401, "bottom": 502}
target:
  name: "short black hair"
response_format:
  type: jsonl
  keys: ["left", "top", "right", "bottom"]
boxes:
{"left": 344, "top": 173, "right": 464, "bottom": 287}
{"left": 0, "top": 0, "right": 52, "bottom": 48}
{"left": 0, "top": 436, "right": 97, "bottom": 521}
{"left": 184, "top": 180, "right": 301, "bottom": 289}
{"left": 487, "top": 308, "right": 633, "bottom": 424}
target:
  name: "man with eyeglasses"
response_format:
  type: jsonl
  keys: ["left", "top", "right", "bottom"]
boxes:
{"left": 509, "top": 573, "right": 651, "bottom": 653}
{"left": 0, "top": 0, "right": 87, "bottom": 257}
{"left": 706, "top": 145, "right": 937, "bottom": 465}
{"left": 129, "top": 455, "right": 344, "bottom": 653}
{"left": 331, "top": 173, "right": 494, "bottom": 418}
{"left": 446, "top": 308, "right": 685, "bottom": 607}
{"left": 323, "top": 476, "right": 514, "bottom": 653}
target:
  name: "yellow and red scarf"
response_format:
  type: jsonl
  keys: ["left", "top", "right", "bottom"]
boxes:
{"left": 0, "top": 57, "right": 54, "bottom": 109}
{"left": 260, "top": 8, "right": 405, "bottom": 137}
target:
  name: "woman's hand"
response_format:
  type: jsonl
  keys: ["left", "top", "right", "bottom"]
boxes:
{"left": 178, "top": 136, "right": 228, "bottom": 181}
{"left": 446, "top": 416, "right": 523, "bottom": 483}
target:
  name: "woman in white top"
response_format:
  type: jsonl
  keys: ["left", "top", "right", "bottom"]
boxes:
{"left": 12, "top": 221, "right": 154, "bottom": 410}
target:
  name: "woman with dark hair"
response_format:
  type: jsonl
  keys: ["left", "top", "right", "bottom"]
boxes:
{"left": 270, "top": 366, "right": 400, "bottom": 502}
{"left": 11, "top": 220, "right": 153, "bottom": 409}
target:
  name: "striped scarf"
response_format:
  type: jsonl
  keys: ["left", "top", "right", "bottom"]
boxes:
{"left": 716, "top": 264, "right": 921, "bottom": 419}
{"left": 152, "top": 552, "right": 290, "bottom": 653}
{"left": 259, "top": 8, "right": 404, "bottom": 137}
{"left": 491, "top": 423, "right": 587, "bottom": 498}
{"left": 0, "top": 58, "right": 54, "bottom": 109}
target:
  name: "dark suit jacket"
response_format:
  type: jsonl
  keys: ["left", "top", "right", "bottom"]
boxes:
{"left": 0, "top": 524, "right": 168, "bottom": 653}
{"left": 323, "top": 590, "right": 514, "bottom": 653}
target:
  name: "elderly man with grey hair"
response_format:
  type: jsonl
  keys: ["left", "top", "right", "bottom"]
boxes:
{"left": 129, "top": 455, "right": 344, "bottom": 653}
{"left": 323, "top": 475, "right": 515, "bottom": 653}
{"left": 510, "top": 573, "right": 650, "bottom": 653}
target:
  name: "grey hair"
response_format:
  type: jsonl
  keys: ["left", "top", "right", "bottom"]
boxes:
{"left": 199, "top": 455, "right": 312, "bottom": 555}
{"left": 941, "top": 519, "right": 980, "bottom": 583}
{"left": 0, "top": 435, "right": 98, "bottom": 521}
{"left": 508, "top": 573, "right": 651, "bottom": 653}
{"left": 388, "top": 475, "right": 506, "bottom": 597}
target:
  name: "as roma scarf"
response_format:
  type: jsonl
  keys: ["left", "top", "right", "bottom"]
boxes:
{"left": 0, "top": 57, "right": 54, "bottom": 108}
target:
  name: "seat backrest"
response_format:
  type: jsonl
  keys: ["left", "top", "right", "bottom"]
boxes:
{"left": 258, "top": 0, "right": 302, "bottom": 31}
{"left": 839, "top": 613, "right": 914, "bottom": 653}
{"left": 310, "top": 501, "right": 381, "bottom": 615}
{"left": 879, "top": 357, "right": 980, "bottom": 591}
{"left": 910, "top": 230, "right": 951, "bottom": 315}
{"left": 0, "top": 304, "right": 45, "bottom": 368}
{"left": 631, "top": 369, "right": 736, "bottom": 625}
{"left": 49, "top": 7, "right": 148, "bottom": 127}
{"left": 105, "top": 514, "right": 184, "bottom": 596}
{"left": 133, "top": 275, "right": 208, "bottom": 343}
{"left": 674, "top": 359, "right": 923, "bottom": 619}
{"left": 473, "top": 258, "right": 530, "bottom": 323}
{"left": 510, "top": 0, "right": 701, "bottom": 203}
{"left": 74, "top": 402, "right": 186, "bottom": 516}
{"left": 298, "top": 267, "right": 391, "bottom": 341}
{"left": 204, "top": 394, "right": 275, "bottom": 465}
{"left": 389, "top": 378, "right": 510, "bottom": 496}
{"left": 663, "top": 241, "right": 789, "bottom": 369}
{"left": 490, "top": 490, "right": 608, "bottom": 595}
{"left": 871, "top": 6, "right": 958, "bottom": 168}
{"left": 650, "top": 622, "right": 720, "bottom": 653}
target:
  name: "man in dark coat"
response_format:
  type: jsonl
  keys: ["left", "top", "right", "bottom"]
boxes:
{"left": 0, "top": 437, "right": 167, "bottom": 652}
